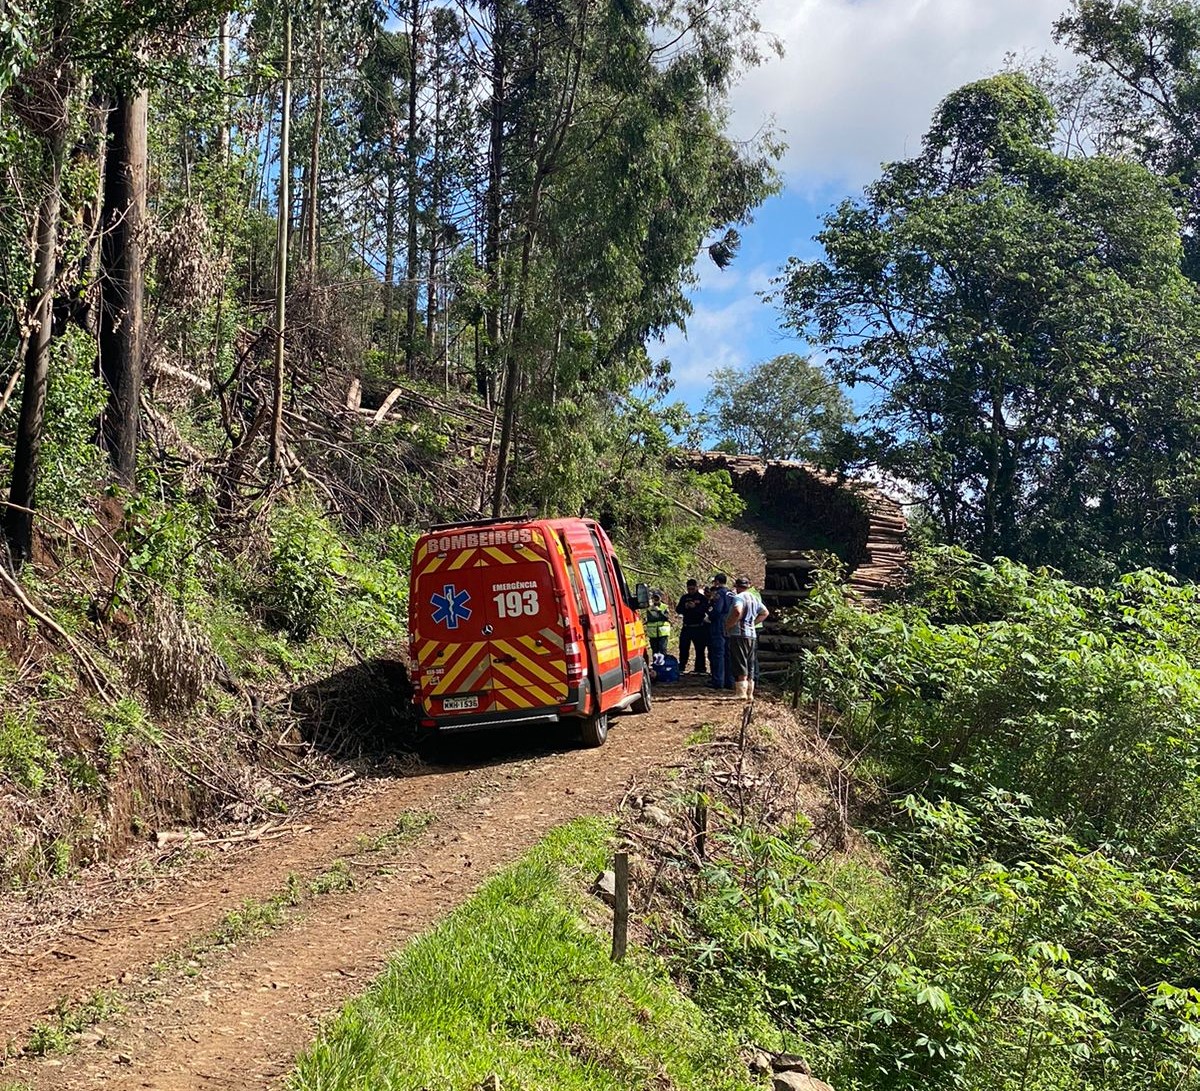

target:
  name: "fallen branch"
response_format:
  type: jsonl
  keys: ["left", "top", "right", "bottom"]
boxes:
{"left": 0, "top": 361, "right": 21, "bottom": 417}
{"left": 0, "top": 561, "right": 114, "bottom": 702}
{"left": 370, "top": 387, "right": 404, "bottom": 426}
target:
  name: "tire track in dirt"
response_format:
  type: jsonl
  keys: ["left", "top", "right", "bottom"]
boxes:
{"left": 2, "top": 687, "right": 738, "bottom": 1089}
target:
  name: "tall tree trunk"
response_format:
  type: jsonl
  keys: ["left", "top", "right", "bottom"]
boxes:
{"left": 426, "top": 75, "right": 442, "bottom": 379}
{"left": 304, "top": 5, "right": 323, "bottom": 274}
{"left": 383, "top": 169, "right": 397, "bottom": 369}
{"left": 482, "top": 16, "right": 504, "bottom": 408}
{"left": 98, "top": 88, "right": 149, "bottom": 487}
{"left": 403, "top": 0, "right": 422, "bottom": 376}
{"left": 488, "top": 0, "right": 588, "bottom": 516}
{"left": 490, "top": 223, "right": 535, "bottom": 517}
{"left": 4, "top": 140, "right": 64, "bottom": 565}
{"left": 218, "top": 14, "right": 231, "bottom": 164}
{"left": 270, "top": 7, "right": 293, "bottom": 471}
{"left": 74, "top": 90, "right": 109, "bottom": 336}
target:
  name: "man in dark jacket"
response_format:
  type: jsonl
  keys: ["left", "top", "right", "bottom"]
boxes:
{"left": 708, "top": 573, "right": 734, "bottom": 690}
{"left": 676, "top": 578, "right": 709, "bottom": 674}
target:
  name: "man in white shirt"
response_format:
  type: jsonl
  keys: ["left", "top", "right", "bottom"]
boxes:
{"left": 725, "top": 575, "right": 768, "bottom": 702}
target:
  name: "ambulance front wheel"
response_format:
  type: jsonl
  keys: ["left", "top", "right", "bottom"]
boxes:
{"left": 580, "top": 711, "right": 609, "bottom": 748}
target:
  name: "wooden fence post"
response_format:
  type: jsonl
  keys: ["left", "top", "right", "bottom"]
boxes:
{"left": 611, "top": 851, "right": 629, "bottom": 962}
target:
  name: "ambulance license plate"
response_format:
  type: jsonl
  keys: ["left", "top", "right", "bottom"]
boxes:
{"left": 443, "top": 695, "right": 479, "bottom": 712}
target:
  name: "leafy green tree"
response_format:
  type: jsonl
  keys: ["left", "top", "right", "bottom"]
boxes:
{"left": 781, "top": 72, "right": 1200, "bottom": 580}
{"left": 1054, "top": 0, "right": 1200, "bottom": 277}
{"left": 703, "top": 353, "right": 852, "bottom": 464}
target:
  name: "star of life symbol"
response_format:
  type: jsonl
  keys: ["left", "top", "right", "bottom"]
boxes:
{"left": 431, "top": 584, "right": 472, "bottom": 629}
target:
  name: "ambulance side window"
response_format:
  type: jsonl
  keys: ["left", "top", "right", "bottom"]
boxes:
{"left": 578, "top": 559, "right": 608, "bottom": 615}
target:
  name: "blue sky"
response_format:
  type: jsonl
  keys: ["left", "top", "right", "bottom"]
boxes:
{"left": 654, "top": 0, "right": 1071, "bottom": 415}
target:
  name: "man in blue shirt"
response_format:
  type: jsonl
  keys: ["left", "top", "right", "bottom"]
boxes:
{"left": 726, "top": 575, "right": 769, "bottom": 701}
{"left": 707, "top": 573, "right": 734, "bottom": 690}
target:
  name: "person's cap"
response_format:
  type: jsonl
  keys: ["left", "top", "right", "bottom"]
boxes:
{"left": 712, "top": 572, "right": 727, "bottom": 584}
{"left": 734, "top": 575, "right": 751, "bottom": 588}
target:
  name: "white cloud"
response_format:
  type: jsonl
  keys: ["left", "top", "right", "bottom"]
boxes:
{"left": 732, "top": 0, "right": 1070, "bottom": 189}
{"left": 659, "top": 263, "right": 785, "bottom": 398}
{"left": 658, "top": 0, "right": 1074, "bottom": 405}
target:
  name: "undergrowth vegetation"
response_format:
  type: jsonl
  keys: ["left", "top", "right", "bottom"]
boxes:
{"left": 0, "top": 408, "right": 735, "bottom": 889}
{"left": 658, "top": 546, "right": 1200, "bottom": 1090}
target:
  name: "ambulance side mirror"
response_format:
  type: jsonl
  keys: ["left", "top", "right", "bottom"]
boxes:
{"left": 633, "top": 582, "right": 650, "bottom": 610}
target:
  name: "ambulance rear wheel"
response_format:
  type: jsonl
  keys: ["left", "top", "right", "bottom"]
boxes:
{"left": 580, "top": 711, "right": 609, "bottom": 748}
{"left": 631, "top": 672, "right": 652, "bottom": 715}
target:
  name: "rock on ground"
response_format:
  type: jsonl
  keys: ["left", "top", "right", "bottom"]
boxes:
{"left": 773, "top": 1074, "right": 834, "bottom": 1091}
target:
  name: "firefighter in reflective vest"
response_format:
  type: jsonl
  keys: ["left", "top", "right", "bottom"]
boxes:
{"left": 644, "top": 591, "right": 671, "bottom": 657}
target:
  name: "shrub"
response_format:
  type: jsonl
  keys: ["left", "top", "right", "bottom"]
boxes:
{"left": 0, "top": 326, "right": 107, "bottom": 523}
{"left": 0, "top": 709, "right": 54, "bottom": 792}
{"left": 669, "top": 791, "right": 1200, "bottom": 1091}
{"left": 796, "top": 547, "right": 1200, "bottom": 851}
{"left": 123, "top": 492, "right": 211, "bottom": 607}
{"left": 261, "top": 504, "right": 344, "bottom": 640}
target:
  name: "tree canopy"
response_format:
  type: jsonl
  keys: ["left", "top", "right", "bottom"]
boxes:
{"left": 0, "top": 0, "right": 779, "bottom": 559}
{"left": 703, "top": 353, "right": 852, "bottom": 464}
{"left": 780, "top": 72, "right": 1200, "bottom": 581}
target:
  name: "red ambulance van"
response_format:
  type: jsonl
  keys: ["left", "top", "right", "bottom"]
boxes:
{"left": 409, "top": 516, "right": 652, "bottom": 746}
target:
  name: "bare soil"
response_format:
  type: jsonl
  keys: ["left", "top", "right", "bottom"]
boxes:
{"left": 0, "top": 681, "right": 748, "bottom": 1090}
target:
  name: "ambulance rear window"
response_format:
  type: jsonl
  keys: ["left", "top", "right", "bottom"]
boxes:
{"left": 578, "top": 559, "right": 608, "bottom": 614}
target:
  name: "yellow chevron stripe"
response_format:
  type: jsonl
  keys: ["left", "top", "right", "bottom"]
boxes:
{"left": 494, "top": 641, "right": 559, "bottom": 687}
{"left": 492, "top": 660, "right": 555, "bottom": 706}
{"left": 422, "top": 552, "right": 447, "bottom": 575}
{"left": 432, "top": 643, "right": 487, "bottom": 693}
{"left": 455, "top": 657, "right": 491, "bottom": 694}
{"left": 517, "top": 633, "right": 567, "bottom": 665}
{"left": 448, "top": 548, "right": 477, "bottom": 571}
{"left": 537, "top": 626, "right": 565, "bottom": 650}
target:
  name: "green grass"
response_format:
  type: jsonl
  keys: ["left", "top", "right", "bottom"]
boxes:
{"left": 205, "top": 860, "right": 359, "bottom": 950}
{"left": 354, "top": 809, "right": 438, "bottom": 854}
{"left": 0, "top": 708, "right": 55, "bottom": 793}
{"left": 24, "top": 990, "right": 122, "bottom": 1056}
{"left": 289, "top": 818, "right": 754, "bottom": 1091}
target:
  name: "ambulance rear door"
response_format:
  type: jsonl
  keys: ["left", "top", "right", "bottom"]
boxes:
{"left": 479, "top": 528, "right": 570, "bottom": 713}
{"left": 412, "top": 544, "right": 496, "bottom": 717}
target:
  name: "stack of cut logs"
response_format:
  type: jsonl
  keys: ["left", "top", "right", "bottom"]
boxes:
{"left": 845, "top": 487, "right": 909, "bottom": 601}
{"left": 671, "top": 451, "right": 911, "bottom": 680}
{"left": 757, "top": 550, "right": 821, "bottom": 679}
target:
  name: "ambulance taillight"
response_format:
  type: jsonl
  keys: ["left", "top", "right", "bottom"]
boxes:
{"left": 565, "top": 629, "right": 585, "bottom": 684}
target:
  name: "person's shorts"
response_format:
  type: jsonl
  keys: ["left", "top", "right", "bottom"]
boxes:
{"left": 728, "top": 635, "right": 756, "bottom": 678}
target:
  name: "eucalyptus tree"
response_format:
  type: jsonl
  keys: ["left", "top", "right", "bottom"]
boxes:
{"left": 1, "top": 0, "right": 229, "bottom": 557}
{"left": 475, "top": 0, "right": 781, "bottom": 516}
{"left": 2, "top": 0, "right": 70, "bottom": 563}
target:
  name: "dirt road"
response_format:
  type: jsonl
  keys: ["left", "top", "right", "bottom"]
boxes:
{"left": 0, "top": 687, "right": 737, "bottom": 1089}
